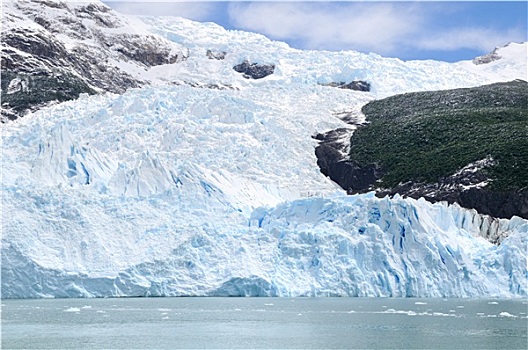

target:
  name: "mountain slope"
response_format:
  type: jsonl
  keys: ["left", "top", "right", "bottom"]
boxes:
{"left": 1, "top": 1, "right": 527, "bottom": 298}
{"left": 317, "top": 80, "right": 528, "bottom": 220}
{"left": 1, "top": 0, "right": 186, "bottom": 120}
{"left": 5, "top": 1, "right": 525, "bottom": 120}
{"left": 456, "top": 42, "right": 528, "bottom": 82}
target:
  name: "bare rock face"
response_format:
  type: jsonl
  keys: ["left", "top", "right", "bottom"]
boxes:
{"left": 1, "top": 0, "right": 187, "bottom": 120}
{"left": 322, "top": 81, "right": 371, "bottom": 92}
{"left": 110, "top": 34, "right": 181, "bottom": 67}
{"left": 473, "top": 47, "right": 501, "bottom": 65}
{"left": 206, "top": 49, "right": 226, "bottom": 60}
{"left": 233, "top": 60, "right": 275, "bottom": 79}
{"left": 375, "top": 183, "right": 528, "bottom": 223}
{"left": 315, "top": 128, "right": 383, "bottom": 193}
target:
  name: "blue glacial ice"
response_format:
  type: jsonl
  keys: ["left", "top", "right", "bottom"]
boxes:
{"left": 1, "top": 14, "right": 527, "bottom": 298}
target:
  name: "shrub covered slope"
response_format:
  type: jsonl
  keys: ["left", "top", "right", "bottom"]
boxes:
{"left": 346, "top": 80, "right": 528, "bottom": 218}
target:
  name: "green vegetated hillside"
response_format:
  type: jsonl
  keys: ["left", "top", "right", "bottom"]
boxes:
{"left": 1, "top": 70, "right": 96, "bottom": 121}
{"left": 350, "top": 80, "right": 528, "bottom": 192}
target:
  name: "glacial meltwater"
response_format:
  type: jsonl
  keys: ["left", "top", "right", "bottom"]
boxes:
{"left": 2, "top": 298, "right": 526, "bottom": 349}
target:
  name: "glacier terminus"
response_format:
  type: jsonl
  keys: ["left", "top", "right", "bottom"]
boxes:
{"left": 1, "top": 0, "right": 527, "bottom": 299}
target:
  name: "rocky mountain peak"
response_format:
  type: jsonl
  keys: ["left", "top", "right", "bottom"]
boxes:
{"left": 1, "top": 0, "right": 187, "bottom": 120}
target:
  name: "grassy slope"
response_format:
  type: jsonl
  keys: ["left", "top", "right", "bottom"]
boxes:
{"left": 349, "top": 80, "right": 528, "bottom": 191}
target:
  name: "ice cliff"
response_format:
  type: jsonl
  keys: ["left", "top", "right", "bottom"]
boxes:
{"left": 1, "top": 2, "right": 527, "bottom": 298}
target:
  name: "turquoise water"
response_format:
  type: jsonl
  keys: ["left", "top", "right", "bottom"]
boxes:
{"left": 2, "top": 298, "right": 527, "bottom": 349}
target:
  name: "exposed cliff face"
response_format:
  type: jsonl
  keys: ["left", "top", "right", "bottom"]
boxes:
{"left": 320, "top": 80, "right": 371, "bottom": 92}
{"left": 1, "top": 0, "right": 186, "bottom": 120}
{"left": 473, "top": 46, "right": 501, "bottom": 65}
{"left": 315, "top": 128, "right": 382, "bottom": 193}
{"left": 315, "top": 80, "right": 528, "bottom": 222}
{"left": 375, "top": 184, "right": 528, "bottom": 225}
{"left": 233, "top": 60, "right": 275, "bottom": 79}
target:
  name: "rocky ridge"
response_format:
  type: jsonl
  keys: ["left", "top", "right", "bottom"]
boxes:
{"left": 1, "top": 0, "right": 187, "bottom": 120}
{"left": 473, "top": 46, "right": 502, "bottom": 65}
{"left": 233, "top": 60, "right": 275, "bottom": 79}
{"left": 320, "top": 80, "right": 371, "bottom": 92}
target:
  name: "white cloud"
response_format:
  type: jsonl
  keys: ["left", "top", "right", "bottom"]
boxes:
{"left": 227, "top": 2, "right": 424, "bottom": 54}
{"left": 103, "top": 1, "right": 216, "bottom": 21}
{"left": 227, "top": 2, "right": 526, "bottom": 57}
{"left": 102, "top": 1, "right": 526, "bottom": 59}
{"left": 415, "top": 27, "right": 527, "bottom": 52}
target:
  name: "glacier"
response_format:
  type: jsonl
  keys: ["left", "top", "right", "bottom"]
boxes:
{"left": 1, "top": 7, "right": 527, "bottom": 298}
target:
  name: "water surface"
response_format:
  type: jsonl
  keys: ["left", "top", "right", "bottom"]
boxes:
{"left": 2, "top": 297, "right": 526, "bottom": 349}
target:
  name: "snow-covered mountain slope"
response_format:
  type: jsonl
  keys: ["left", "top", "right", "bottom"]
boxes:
{"left": 141, "top": 16, "right": 520, "bottom": 98}
{"left": 2, "top": 0, "right": 187, "bottom": 80}
{"left": 3, "top": 0, "right": 526, "bottom": 121}
{"left": 456, "top": 42, "right": 528, "bottom": 82}
{"left": 1, "top": 0, "right": 186, "bottom": 119}
{"left": 1, "top": 1, "right": 527, "bottom": 298}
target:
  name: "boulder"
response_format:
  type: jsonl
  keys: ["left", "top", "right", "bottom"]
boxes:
{"left": 322, "top": 80, "right": 371, "bottom": 92}
{"left": 233, "top": 60, "right": 275, "bottom": 79}
{"left": 206, "top": 50, "right": 226, "bottom": 60}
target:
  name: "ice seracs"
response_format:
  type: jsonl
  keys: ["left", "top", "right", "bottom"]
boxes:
{"left": 2, "top": 83, "right": 526, "bottom": 298}
{"left": 1, "top": 2, "right": 527, "bottom": 298}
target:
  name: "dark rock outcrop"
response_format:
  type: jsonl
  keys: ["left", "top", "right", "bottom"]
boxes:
{"left": 233, "top": 60, "right": 275, "bottom": 79}
{"left": 111, "top": 34, "right": 181, "bottom": 67}
{"left": 206, "top": 49, "right": 226, "bottom": 60}
{"left": 315, "top": 128, "right": 382, "bottom": 193}
{"left": 322, "top": 80, "right": 371, "bottom": 92}
{"left": 458, "top": 188, "right": 528, "bottom": 220}
{"left": 2, "top": 29, "right": 67, "bottom": 60}
{"left": 473, "top": 47, "right": 501, "bottom": 65}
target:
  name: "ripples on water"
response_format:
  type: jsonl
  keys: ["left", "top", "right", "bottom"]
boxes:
{"left": 2, "top": 298, "right": 527, "bottom": 349}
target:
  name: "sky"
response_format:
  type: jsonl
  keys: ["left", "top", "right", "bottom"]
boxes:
{"left": 103, "top": 1, "right": 528, "bottom": 62}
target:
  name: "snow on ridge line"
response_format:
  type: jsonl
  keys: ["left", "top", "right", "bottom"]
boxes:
{"left": 140, "top": 16, "right": 527, "bottom": 95}
{"left": 455, "top": 42, "right": 528, "bottom": 82}
{"left": 1, "top": 193, "right": 525, "bottom": 298}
